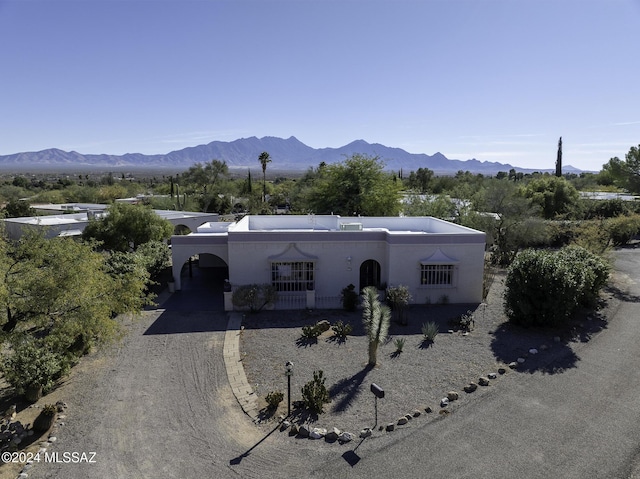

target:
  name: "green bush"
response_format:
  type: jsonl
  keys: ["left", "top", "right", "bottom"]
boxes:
{"left": 386, "top": 285, "right": 412, "bottom": 325}
{"left": 231, "top": 284, "right": 277, "bottom": 312}
{"left": 265, "top": 390, "right": 284, "bottom": 410}
{"left": 301, "top": 370, "right": 330, "bottom": 414}
{"left": 504, "top": 246, "right": 609, "bottom": 327}
{"left": 301, "top": 324, "right": 322, "bottom": 340}
{"left": 331, "top": 320, "right": 353, "bottom": 339}
{"left": 606, "top": 214, "right": 640, "bottom": 246}
{"left": 0, "top": 337, "right": 67, "bottom": 397}
{"left": 341, "top": 284, "right": 359, "bottom": 311}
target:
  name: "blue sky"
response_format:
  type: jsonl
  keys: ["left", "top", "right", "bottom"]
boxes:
{"left": 1, "top": 0, "right": 638, "bottom": 172}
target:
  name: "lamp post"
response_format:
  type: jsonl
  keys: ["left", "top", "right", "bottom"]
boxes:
{"left": 285, "top": 361, "right": 293, "bottom": 417}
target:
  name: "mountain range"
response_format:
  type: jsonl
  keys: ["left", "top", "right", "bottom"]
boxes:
{"left": 0, "top": 136, "right": 580, "bottom": 174}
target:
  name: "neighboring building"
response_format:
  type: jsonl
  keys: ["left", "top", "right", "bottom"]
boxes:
{"left": 170, "top": 215, "right": 486, "bottom": 309}
{"left": 2, "top": 205, "right": 218, "bottom": 240}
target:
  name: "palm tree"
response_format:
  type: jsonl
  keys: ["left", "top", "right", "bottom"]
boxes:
{"left": 258, "top": 151, "right": 271, "bottom": 202}
{"left": 361, "top": 286, "right": 391, "bottom": 367}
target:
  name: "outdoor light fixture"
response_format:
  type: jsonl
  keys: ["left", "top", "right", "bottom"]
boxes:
{"left": 285, "top": 361, "right": 293, "bottom": 416}
{"left": 370, "top": 383, "right": 384, "bottom": 427}
{"left": 346, "top": 256, "right": 352, "bottom": 271}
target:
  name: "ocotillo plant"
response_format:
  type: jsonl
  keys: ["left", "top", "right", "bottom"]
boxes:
{"left": 361, "top": 286, "right": 391, "bottom": 367}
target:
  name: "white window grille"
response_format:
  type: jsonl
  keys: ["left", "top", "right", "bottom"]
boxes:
{"left": 271, "top": 261, "right": 315, "bottom": 292}
{"left": 420, "top": 264, "right": 454, "bottom": 286}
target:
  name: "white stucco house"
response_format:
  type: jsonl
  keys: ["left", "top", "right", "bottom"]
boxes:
{"left": 170, "top": 215, "right": 486, "bottom": 309}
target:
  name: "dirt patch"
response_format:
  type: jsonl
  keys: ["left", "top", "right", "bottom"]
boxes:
{"left": 240, "top": 269, "right": 619, "bottom": 436}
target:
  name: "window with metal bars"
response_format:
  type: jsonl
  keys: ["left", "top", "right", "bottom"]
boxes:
{"left": 420, "top": 264, "right": 454, "bottom": 286}
{"left": 271, "top": 261, "right": 315, "bottom": 292}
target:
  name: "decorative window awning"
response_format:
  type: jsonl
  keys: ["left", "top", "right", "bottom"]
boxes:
{"left": 420, "top": 248, "right": 459, "bottom": 265}
{"left": 268, "top": 243, "right": 318, "bottom": 262}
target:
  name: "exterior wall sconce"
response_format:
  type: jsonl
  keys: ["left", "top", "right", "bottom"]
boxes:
{"left": 346, "top": 256, "right": 352, "bottom": 271}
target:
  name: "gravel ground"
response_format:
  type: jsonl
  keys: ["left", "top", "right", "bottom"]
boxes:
{"left": 241, "top": 268, "right": 614, "bottom": 436}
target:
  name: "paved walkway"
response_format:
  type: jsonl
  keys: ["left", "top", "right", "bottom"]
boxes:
{"left": 223, "top": 313, "right": 260, "bottom": 421}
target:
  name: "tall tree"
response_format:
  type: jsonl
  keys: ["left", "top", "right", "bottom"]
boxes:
{"left": 601, "top": 145, "right": 640, "bottom": 194}
{"left": 305, "top": 154, "right": 402, "bottom": 216}
{"left": 258, "top": 151, "right": 272, "bottom": 202}
{"left": 0, "top": 232, "right": 149, "bottom": 339}
{"left": 361, "top": 286, "right": 391, "bottom": 367}
{"left": 82, "top": 203, "right": 173, "bottom": 252}
{"left": 556, "top": 136, "right": 563, "bottom": 177}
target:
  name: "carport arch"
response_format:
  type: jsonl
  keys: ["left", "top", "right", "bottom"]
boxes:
{"left": 171, "top": 242, "right": 229, "bottom": 291}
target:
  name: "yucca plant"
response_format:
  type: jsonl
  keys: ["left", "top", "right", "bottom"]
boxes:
{"left": 362, "top": 286, "right": 391, "bottom": 367}
{"left": 422, "top": 321, "right": 439, "bottom": 342}
{"left": 393, "top": 337, "right": 406, "bottom": 353}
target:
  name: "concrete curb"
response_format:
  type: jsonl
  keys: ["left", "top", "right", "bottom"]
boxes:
{"left": 223, "top": 313, "right": 259, "bottom": 421}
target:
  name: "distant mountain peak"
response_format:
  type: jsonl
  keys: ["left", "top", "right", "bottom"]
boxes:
{"left": 0, "top": 136, "right": 570, "bottom": 174}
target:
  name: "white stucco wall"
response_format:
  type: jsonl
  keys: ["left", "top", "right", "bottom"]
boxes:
{"left": 170, "top": 215, "right": 486, "bottom": 305}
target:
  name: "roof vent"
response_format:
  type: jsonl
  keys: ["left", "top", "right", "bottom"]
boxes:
{"left": 340, "top": 222, "right": 363, "bottom": 231}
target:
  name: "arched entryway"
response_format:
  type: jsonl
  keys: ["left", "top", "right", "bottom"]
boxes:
{"left": 168, "top": 253, "right": 229, "bottom": 311}
{"left": 359, "top": 259, "right": 381, "bottom": 291}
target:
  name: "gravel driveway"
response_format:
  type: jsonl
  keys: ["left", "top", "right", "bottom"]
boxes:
{"left": 21, "top": 308, "right": 292, "bottom": 479}
{"left": 8, "top": 249, "right": 636, "bottom": 479}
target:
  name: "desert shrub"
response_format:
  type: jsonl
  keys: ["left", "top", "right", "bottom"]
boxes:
{"left": 437, "top": 295, "right": 449, "bottom": 305}
{"left": 504, "top": 246, "right": 609, "bottom": 327}
{"left": 341, "top": 284, "right": 359, "bottom": 311}
{"left": 421, "top": 321, "right": 439, "bottom": 342}
{"left": 393, "top": 337, "right": 406, "bottom": 352}
{"left": 386, "top": 285, "right": 412, "bottom": 325}
{"left": 606, "top": 214, "right": 640, "bottom": 246}
{"left": 231, "top": 284, "right": 277, "bottom": 312}
{"left": 450, "top": 310, "right": 475, "bottom": 332}
{"left": 0, "top": 337, "right": 67, "bottom": 397}
{"left": 301, "top": 324, "right": 322, "bottom": 340}
{"left": 301, "top": 370, "right": 330, "bottom": 414}
{"left": 331, "top": 320, "right": 353, "bottom": 339}
{"left": 265, "top": 390, "right": 284, "bottom": 410}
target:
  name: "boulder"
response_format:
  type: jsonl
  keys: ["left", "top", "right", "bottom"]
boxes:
{"left": 508, "top": 361, "right": 518, "bottom": 369}
{"left": 386, "top": 423, "right": 395, "bottom": 432}
{"left": 289, "top": 424, "right": 299, "bottom": 436}
{"left": 412, "top": 409, "right": 422, "bottom": 417}
{"left": 425, "top": 406, "right": 433, "bottom": 413}
{"left": 325, "top": 427, "right": 340, "bottom": 442}
{"left": 338, "top": 431, "right": 354, "bottom": 443}
{"left": 397, "top": 417, "right": 408, "bottom": 425}
{"left": 360, "top": 428, "right": 372, "bottom": 438}
{"left": 478, "top": 377, "right": 490, "bottom": 386}
{"left": 529, "top": 348, "right": 538, "bottom": 355}
{"left": 310, "top": 427, "right": 326, "bottom": 439}
{"left": 440, "top": 398, "right": 449, "bottom": 407}
{"left": 298, "top": 424, "right": 310, "bottom": 438}
{"left": 447, "top": 391, "right": 459, "bottom": 401}
{"left": 280, "top": 420, "right": 291, "bottom": 432}
{"left": 498, "top": 367, "right": 507, "bottom": 374}
{"left": 464, "top": 383, "right": 478, "bottom": 393}
{"left": 488, "top": 373, "right": 497, "bottom": 380}
{"left": 316, "top": 320, "right": 331, "bottom": 332}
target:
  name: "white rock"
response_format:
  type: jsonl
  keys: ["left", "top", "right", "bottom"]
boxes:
{"left": 440, "top": 398, "right": 449, "bottom": 407}
{"left": 359, "top": 428, "right": 372, "bottom": 438}
{"left": 529, "top": 348, "right": 538, "bottom": 355}
{"left": 517, "top": 357, "right": 526, "bottom": 364}
{"left": 310, "top": 427, "right": 327, "bottom": 439}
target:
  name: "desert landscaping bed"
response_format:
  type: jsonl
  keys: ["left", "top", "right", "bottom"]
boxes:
{"left": 240, "top": 269, "right": 614, "bottom": 437}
